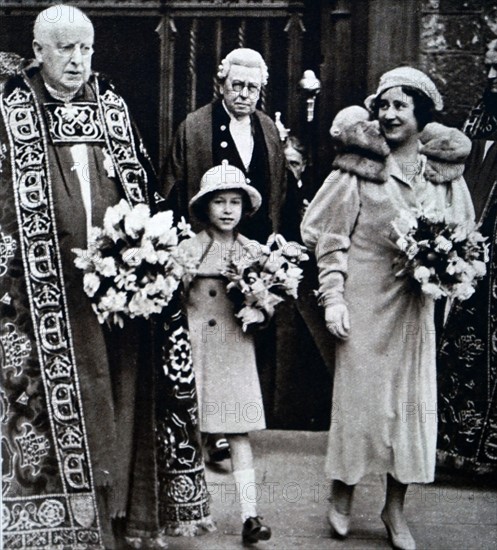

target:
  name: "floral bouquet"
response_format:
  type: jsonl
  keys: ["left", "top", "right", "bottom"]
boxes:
{"left": 391, "top": 207, "right": 488, "bottom": 301}
{"left": 222, "top": 233, "right": 309, "bottom": 331}
{"left": 73, "top": 200, "right": 198, "bottom": 326}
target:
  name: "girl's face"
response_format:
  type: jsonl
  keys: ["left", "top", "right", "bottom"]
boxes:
{"left": 207, "top": 191, "right": 244, "bottom": 233}
{"left": 377, "top": 86, "right": 419, "bottom": 146}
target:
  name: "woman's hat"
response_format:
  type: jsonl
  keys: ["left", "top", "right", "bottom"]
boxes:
{"left": 189, "top": 160, "right": 262, "bottom": 220}
{"left": 364, "top": 66, "right": 444, "bottom": 112}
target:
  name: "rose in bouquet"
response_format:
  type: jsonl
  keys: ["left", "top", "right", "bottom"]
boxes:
{"left": 222, "top": 233, "right": 309, "bottom": 331}
{"left": 73, "top": 200, "right": 198, "bottom": 326}
{"left": 391, "top": 207, "right": 488, "bottom": 301}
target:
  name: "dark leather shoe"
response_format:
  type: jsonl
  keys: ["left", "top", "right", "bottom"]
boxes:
{"left": 242, "top": 516, "right": 272, "bottom": 544}
{"left": 206, "top": 435, "right": 230, "bottom": 463}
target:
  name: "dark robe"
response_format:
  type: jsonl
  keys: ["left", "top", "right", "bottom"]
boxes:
{"left": 436, "top": 138, "right": 497, "bottom": 476}
{"left": 273, "top": 169, "right": 335, "bottom": 429}
{"left": 0, "top": 65, "right": 211, "bottom": 549}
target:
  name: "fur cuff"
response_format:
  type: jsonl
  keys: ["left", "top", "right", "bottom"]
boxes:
{"left": 424, "top": 160, "right": 465, "bottom": 185}
{"left": 420, "top": 122, "right": 471, "bottom": 184}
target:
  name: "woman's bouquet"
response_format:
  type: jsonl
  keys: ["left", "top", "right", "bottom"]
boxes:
{"left": 391, "top": 207, "right": 488, "bottom": 301}
{"left": 222, "top": 233, "right": 309, "bottom": 331}
{"left": 73, "top": 200, "right": 198, "bottom": 326}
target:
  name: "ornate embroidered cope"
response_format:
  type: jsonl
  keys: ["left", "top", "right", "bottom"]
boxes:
{"left": 1, "top": 78, "right": 106, "bottom": 548}
{"left": 1, "top": 70, "right": 212, "bottom": 548}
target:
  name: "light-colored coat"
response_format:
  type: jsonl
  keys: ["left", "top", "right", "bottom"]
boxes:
{"left": 179, "top": 230, "right": 266, "bottom": 433}
{"left": 301, "top": 128, "right": 475, "bottom": 484}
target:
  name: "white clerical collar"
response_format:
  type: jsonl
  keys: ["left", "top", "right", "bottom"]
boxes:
{"left": 222, "top": 101, "right": 251, "bottom": 127}
{"left": 44, "top": 81, "right": 80, "bottom": 104}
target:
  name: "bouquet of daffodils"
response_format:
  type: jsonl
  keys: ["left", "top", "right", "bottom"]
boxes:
{"left": 391, "top": 208, "right": 488, "bottom": 301}
{"left": 222, "top": 233, "right": 308, "bottom": 331}
{"left": 73, "top": 200, "right": 198, "bottom": 326}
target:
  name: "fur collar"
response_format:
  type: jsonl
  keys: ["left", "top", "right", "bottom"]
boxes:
{"left": 330, "top": 110, "right": 471, "bottom": 184}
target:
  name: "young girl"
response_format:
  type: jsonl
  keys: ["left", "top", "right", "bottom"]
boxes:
{"left": 178, "top": 161, "right": 271, "bottom": 544}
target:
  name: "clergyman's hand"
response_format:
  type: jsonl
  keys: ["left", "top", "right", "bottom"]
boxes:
{"left": 325, "top": 304, "right": 350, "bottom": 340}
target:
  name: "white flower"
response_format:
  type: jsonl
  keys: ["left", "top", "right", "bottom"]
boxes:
{"left": 158, "top": 228, "right": 178, "bottom": 247}
{"left": 128, "top": 290, "right": 162, "bottom": 318}
{"left": 115, "top": 268, "right": 138, "bottom": 291}
{"left": 483, "top": 243, "right": 490, "bottom": 263}
{"left": 96, "top": 256, "right": 117, "bottom": 277}
{"left": 122, "top": 247, "right": 142, "bottom": 267}
{"left": 421, "top": 282, "right": 445, "bottom": 300}
{"left": 103, "top": 200, "right": 129, "bottom": 240}
{"left": 236, "top": 306, "right": 265, "bottom": 332}
{"left": 141, "top": 240, "right": 159, "bottom": 264}
{"left": 285, "top": 265, "right": 304, "bottom": 280}
{"left": 406, "top": 242, "right": 419, "bottom": 260}
{"left": 413, "top": 266, "right": 431, "bottom": 283}
{"left": 92, "top": 302, "right": 109, "bottom": 324}
{"left": 434, "top": 235, "right": 452, "bottom": 253}
{"left": 124, "top": 203, "right": 150, "bottom": 238}
{"left": 73, "top": 248, "right": 93, "bottom": 270}
{"left": 156, "top": 249, "right": 172, "bottom": 265}
{"left": 395, "top": 237, "right": 410, "bottom": 253}
{"left": 144, "top": 274, "right": 179, "bottom": 297}
{"left": 467, "top": 228, "right": 487, "bottom": 246}
{"left": 446, "top": 256, "right": 468, "bottom": 275}
{"left": 100, "top": 287, "right": 127, "bottom": 312}
{"left": 177, "top": 216, "right": 195, "bottom": 238}
{"left": 88, "top": 226, "right": 104, "bottom": 242}
{"left": 472, "top": 260, "right": 487, "bottom": 278}
{"left": 452, "top": 283, "right": 475, "bottom": 301}
{"left": 264, "top": 254, "right": 285, "bottom": 274}
{"left": 144, "top": 210, "right": 174, "bottom": 239}
{"left": 452, "top": 223, "right": 470, "bottom": 243}
{"left": 83, "top": 272, "right": 101, "bottom": 297}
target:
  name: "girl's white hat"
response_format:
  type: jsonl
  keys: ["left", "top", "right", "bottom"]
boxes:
{"left": 189, "top": 160, "right": 262, "bottom": 219}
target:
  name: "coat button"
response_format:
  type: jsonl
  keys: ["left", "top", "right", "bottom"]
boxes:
{"left": 209, "top": 289, "right": 217, "bottom": 297}
{"left": 246, "top": 178, "right": 251, "bottom": 183}
{"left": 220, "top": 141, "right": 228, "bottom": 148}
{"left": 208, "top": 319, "right": 217, "bottom": 327}
{"left": 220, "top": 125, "right": 227, "bottom": 131}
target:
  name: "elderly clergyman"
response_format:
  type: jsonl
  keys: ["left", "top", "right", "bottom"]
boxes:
{"left": 164, "top": 47, "right": 286, "bottom": 243}
{"left": 0, "top": 5, "right": 209, "bottom": 549}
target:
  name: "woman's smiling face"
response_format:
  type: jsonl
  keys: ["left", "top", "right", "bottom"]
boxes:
{"left": 377, "top": 87, "right": 419, "bottom": 147}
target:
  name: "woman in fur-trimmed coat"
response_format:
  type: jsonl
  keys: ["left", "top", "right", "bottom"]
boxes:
{"left": 301, "top": 67, "right": 474, "bottom": 549}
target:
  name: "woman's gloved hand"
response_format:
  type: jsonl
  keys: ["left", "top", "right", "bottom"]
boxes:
{"left": 325, "top": 304, "right": 350, "bottom": 339}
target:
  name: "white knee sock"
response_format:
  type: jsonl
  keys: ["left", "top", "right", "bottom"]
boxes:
{"left": 233, "top": 468, "right": 258, "bottom": 522}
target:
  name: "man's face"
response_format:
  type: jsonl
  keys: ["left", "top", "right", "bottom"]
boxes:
{"left": 485, "top": 49, "right": 497, "bottom": 94}
{"left": 285, "top": 146, "right": 307, "bottom": 181}
{"left": 33, "top": 21, "right": 94, "bottom": 93}
{"left": 220, "top": 64, "right": 262, "bottom": 119}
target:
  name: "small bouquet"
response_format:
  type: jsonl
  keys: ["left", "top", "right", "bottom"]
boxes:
{"left": 73, "top": 200, "right": 198, "bottom": 326}
{"left": 222, "top": 233, "right": 308, "bottom": 331}
{"left": 391, "top": 207, "right": 488, "bottom": 301}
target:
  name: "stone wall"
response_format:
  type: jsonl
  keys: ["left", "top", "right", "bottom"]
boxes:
{"left": 420, "top": 0, "right": 497, "bottom": 128}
